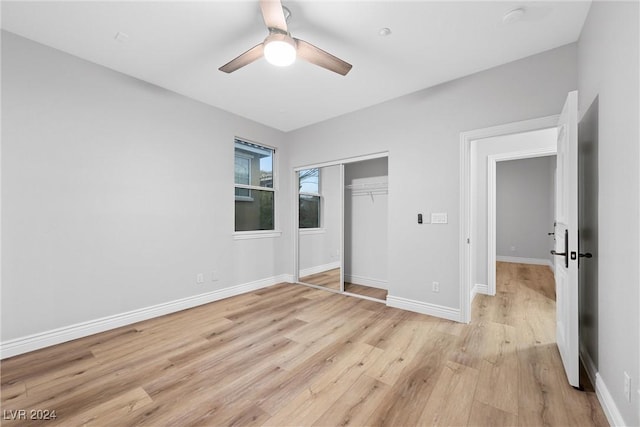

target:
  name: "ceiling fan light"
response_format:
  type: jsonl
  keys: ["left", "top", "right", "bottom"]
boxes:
{"left": 264, "top": 34, "right": 297, "bottom": 67}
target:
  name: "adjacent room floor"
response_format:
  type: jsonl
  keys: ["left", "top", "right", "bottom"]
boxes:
{"left": 0, "top": 263, "right": 607, "bottom": 426}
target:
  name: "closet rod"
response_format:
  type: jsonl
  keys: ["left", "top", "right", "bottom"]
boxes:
{"left": 345, "top": 182, "right": 388, "bottom": 190}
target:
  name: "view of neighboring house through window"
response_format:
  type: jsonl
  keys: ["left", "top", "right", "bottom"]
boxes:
{"left": 234, "top": 139, "right": 275, "bottom": 232}
{"left": 299, "top": 168, "right": 321, "bottom": 229}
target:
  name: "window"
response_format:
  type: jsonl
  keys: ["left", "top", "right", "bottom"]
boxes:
{"left": 299, "top": 168, "right": 321, "bottom": 229}
{"left": 234, "top": 139, "right": 275, "bottom": 232}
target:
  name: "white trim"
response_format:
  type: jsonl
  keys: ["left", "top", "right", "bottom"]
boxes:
{"left": 233, "top": 230, "right": 282, "bottom": 240}
{"left": 234, "top": 184, "right": 276, "bottom": 192}
{"left": 386, "top": 295, "right": 461, "bottom": 322}
{"left": 460, "top": 115, "right": 559, "bottom": 322}
{"left": 580, "top": 345, "right": 626, "bottom": 427}
{"left": 471, "top": 284, "right": 479, "bottom": 302}
{"left": 471, "top": 283, "right": 489, "bottom": 303}
{"left": 299, "top": 261, "right": 341, "bottom": 279}
{"left": 293, "top": 170, "right": 300, "bottom": 283}
{"left": 0, "top": 274, "right": 292, "bottom": 359}
{"left": 344, "top": 274, "right": 388, "bottom": 290}
{"left": 298, "top": 228, "right": 325, "bottom": 236}
{"left": 293, "top": 151, "right": 389, "bottom": 172}
{"left": 342, "top": 292, "right": 385, "bottom": 303}
{"left": 496, "top": 256, "right": 554, "bottom": 269}
{"left": 340, "top": 164, "right": 345, "bottom": 292}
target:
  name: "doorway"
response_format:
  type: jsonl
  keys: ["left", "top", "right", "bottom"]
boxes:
{"left": 460, "top": 115, "right": 559, "bottom": 322}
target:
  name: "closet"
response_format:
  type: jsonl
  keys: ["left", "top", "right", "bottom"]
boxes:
{"left": 296, "top": 155, "right": 388, "bottom": 302}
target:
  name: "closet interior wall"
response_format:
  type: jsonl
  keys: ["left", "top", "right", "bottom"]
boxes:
{"left": 344, "top": 158, "right": 389, "bottom": 291}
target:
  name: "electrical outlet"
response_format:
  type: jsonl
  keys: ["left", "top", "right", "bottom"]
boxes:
{"left": 624, "top": 372, "right": 631, "bottom": 402}
{"left": 196, "top": 273, "right": 204, "bottom": 284}
{"left": 510, "top": 246, "right": 516, "bottom": 252}
{"left": 211, "top": 271, "right": 219, "bottom": 282}
{"left": 432, "top": 281, "right": 440, "bottom": 293}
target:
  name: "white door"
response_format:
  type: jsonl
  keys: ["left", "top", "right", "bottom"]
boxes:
{"left": 553, "top": 91, "right": 580, "bottom": 387}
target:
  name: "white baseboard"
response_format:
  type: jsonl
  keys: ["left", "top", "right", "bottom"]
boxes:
{"left": 344, "top": 274, "right": 388, "bottom": 290}
{"left": 299, "top": 261, "right": 340, "bottom": 278}
{"left": 471, "top": 283, "right": 489, "bottom": 302}
{"left": 0, "top": 274, "right": 291, "bottom": 360}
{"left": 386, "top": 295, "right": 461, "bottom": 322}
{"left": 580, "top": 344, "right": 627, "bottom": 427}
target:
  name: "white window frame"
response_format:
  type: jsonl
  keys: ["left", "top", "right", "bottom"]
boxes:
{"left": 298, "top": 168, "right": 323, "bottom": 232}
{"left": 233, "top": 138, "right": 280, "bottom": 238}
{"left": 234, "top": 152, "right": 253, "bottom": 202}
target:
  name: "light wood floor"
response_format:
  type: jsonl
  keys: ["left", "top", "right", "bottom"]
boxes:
{"left": 300, "top": 268, "right": 388, "bottom": 300}
{"left": 299, "top": 269, "right": 341, "bottom": 290}
{"left": 1, "top": 263, "right": 607, "bottom": 426}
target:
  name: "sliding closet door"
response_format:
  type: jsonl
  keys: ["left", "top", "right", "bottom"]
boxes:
{"left": 297, "top": 165, "right": 343, "bottom": 291}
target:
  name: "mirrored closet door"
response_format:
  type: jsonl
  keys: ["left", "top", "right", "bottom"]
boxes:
{"left": 297, "top": 165, "right": 343, "bottom": 292}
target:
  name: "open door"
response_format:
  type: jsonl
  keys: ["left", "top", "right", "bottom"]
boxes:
{"left": 552, "top": 91, "right": 580, "bottom": 387}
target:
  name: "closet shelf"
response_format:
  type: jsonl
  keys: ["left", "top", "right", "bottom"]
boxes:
{"left": 345, "top": 182, "right": 388, "bottom": 200}
{"left": 345, "top": 182, "right": 388, "bottom": 191}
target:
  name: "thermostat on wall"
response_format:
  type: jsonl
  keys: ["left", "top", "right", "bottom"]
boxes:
{"left": 431, "top": 212, "right": 448, "bottom": 224}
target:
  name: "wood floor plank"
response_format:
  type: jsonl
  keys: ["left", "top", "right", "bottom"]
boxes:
{"left": 0, "top": 264, "right": 608, "bottom": 427}
{"left": 50, "top": 386, "right": 153, "bottom": 427}
{"left": 417, "top": 360, "right": 480, "bottom": 426}
{"left": 299, "top": 269, "right": 341, "bottom": 290}
{"left": 365, "top": 320, "right": 438, "bottom": 386}
{"left": 311, "top": 374, "right": 390, "bottom": 427}
{"left": 364, "top": 332, "right": 458, "bottom": 426}
{"left": 474, "top": 321, "right": 519, "bottom": 415}
{"left": 344, "top": 282, "right": 388, "bottom": 300}
{"left": 264, "top": 342, "right": 382, "bottom": 425}
{"left": 468, "top": 400, "right": 519, "bottom": 426}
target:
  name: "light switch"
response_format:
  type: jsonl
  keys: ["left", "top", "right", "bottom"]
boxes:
{"left": 431, "top": 212, "right": 448, "bottom": 224}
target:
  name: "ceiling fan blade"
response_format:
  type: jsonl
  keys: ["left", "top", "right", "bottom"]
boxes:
{"left": 295, "top": 39, "right": 352, "bottom": 76}
{"left": 260, "top": 0, "right": 288, "bottom": 32}
{"left": 219, "top": 43, "right": 264, "bottom": 73}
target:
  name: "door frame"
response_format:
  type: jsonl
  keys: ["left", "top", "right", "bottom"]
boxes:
{"left": 487, "top": 148, "right": 557, "bottom": 296}
{"left": 459, "top": 115, "right": 559, "bottom": 322}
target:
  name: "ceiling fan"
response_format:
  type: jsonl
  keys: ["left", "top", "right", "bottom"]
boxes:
{"left": 218, "top": 0, "right": 352, "bottom": 76}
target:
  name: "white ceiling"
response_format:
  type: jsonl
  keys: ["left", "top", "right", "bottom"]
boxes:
{"left": 1, "top": 1, "right": 591, "bottom": 132}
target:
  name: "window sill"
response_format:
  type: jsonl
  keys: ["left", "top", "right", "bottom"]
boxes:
{"left": 299, "top": 228, "right": 326, "bottom": 235}
{"left": 233, "top": 230, "right": 282, "bottom": 240}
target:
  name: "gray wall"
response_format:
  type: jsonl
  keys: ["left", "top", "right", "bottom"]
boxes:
{"left": 287, "top": 44, "right": 578, "bottom": 309}
{"left": 344, "top": 158, "right": 388, "bottom": 288}
{"left": 1, "top": 32, "right": 290, "bottom": 341}
{"left": 496, "top": 156, "right": 555, "bottom": 261}
{"left": 578, "top": 1, "right": 639, "bottom": 424}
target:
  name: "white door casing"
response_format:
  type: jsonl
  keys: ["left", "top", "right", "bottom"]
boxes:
{"left": 553, "top": 90, "right": 580, "bottom": 388}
